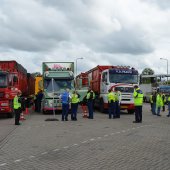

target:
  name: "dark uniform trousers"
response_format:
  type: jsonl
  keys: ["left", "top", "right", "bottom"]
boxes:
{"left": 87, "top": 100, "right": 94, "bottom": 119}
{"left": 15, "top": 108, "right": 21, "bottom": 125}
{"left": 135, "top": 106, "right": 142, "bottom": 122}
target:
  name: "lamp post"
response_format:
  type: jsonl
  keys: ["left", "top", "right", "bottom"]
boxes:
{"left": 76, "top": 57, "right": 83, "bottom": 77}
{"left": 160, "top": 57, "right": 169, "bottom": 82}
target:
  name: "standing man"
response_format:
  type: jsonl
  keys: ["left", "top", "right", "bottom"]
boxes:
{"left": 13, "top": 90, "right": 22, "bottom": 125}
{"left": 167, "top": 94, "right": 170, "bottom": 117}
{"left": 61, "top": 88, "right": 71, "bottom": 121}
{"left": 162, "top": 93, "right": 166, "bottom": 112}
{"left": 156, "top": 91, "right": 163, "bottom": 116}
{"left": 151, "top": 92, "right": 157, "bottom": 115}
{"left": 133, "top": 85, "right": 143, "bottom": 123}
{"left": 37, "top": 90, "right": 43, "bottom": 112}
{"left": 86, "top": 87, "right": 95, "bottom": 119}
{"left": 107, "top": 89, "right": 116, "bottom": 119}
{"left": 115, "top": 89, "right": 121, "bottom": 118}
{"left": 71, "top": 91, "right": 80, "bottom": 121}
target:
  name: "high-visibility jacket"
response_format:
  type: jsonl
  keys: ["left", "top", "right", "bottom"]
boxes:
{"left": 156, "top": 94, "right": 163, "bottom": 107}
{"left": 133, "top": 88, "right": 143, "bottom": 106}
{"left": 86, "top": 91, "right": 95, "bottom": 100}
{"left": 71, "top": 94, "right": 80, "bottom": 104}
{"left": 13, "top": 95, "right": 21, "bottom": 109}
{"left": 150, "top": 94, "right": 153, "bottom": 103}
{"left": 168, "top": 96, "right": 170, "bottom": 102}
{"left": 115, "top": 91, "right": 121, "bottom": 102}
{"left": 107, "top": 92, "right": 115, "bottom": 103}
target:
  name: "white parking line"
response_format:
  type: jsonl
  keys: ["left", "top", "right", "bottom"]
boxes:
{"left": 73, "top": 144, "right": 78, "bottom": 146}
{"left": 116, "top": 132, "right": 121, "bottom": 134}
{"left": 111, "top": 133, "right": 115, "bottom": 135}
{"left": 0, "top": 163, "right": 7, "bottom": 166}
{"left": 53, "top": 149, "right": 60, "bottom": 152}
{"left": 41, "top": 152, "right": 48, "bottom": 155}
{"left": 63, "top": 146, "right": 69, "bottom": 149}
{"left": 104, "top": 135, "right": 108, "bottom": 137}
{"left": 90, "top": 138, "right": 95, "bottom": 141}
{"left": 14, "top": 159, "right": 22, "bottom": 163}
{"left": 29, "top": 156, "right": 35, "bottom": 158}
{"left": 97, "top": 137, "right": 102, "bottom": 139}
{"left": 81, "top": 140, "right": 88, "bottom": 143}
{"left": 122, "top": 130, "right": 126, "bottom": 133}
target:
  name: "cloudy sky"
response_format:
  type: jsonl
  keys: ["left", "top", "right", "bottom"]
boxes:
{"left": 0, "top": 0, "right": 170, "bottom": 75}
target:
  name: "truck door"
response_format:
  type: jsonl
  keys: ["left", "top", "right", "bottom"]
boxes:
{"left": 101, "top": 72, "right": 108, "bottom": 93}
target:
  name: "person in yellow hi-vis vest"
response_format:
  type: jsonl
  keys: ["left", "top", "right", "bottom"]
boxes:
{"left": 13, "top": 90, "right": 22, "bottom": 125}
{"left": 156, "top": 91, "right": 163, "bottom": 116}
{"left": 107, "top": 89, "right": 116, "bottom": 119}
{"left": 167, "top": 94, "right": 170, "bottom": 117}
{"left": 71, "top": 91, "right": 80, "bottom": 121}
{"left": 133, "top": 85, "right": 143, "bottom": 123}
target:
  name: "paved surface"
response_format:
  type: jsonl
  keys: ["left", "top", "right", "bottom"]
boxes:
{"left": 0, "top": 104, "right": 170, "bottom": 170}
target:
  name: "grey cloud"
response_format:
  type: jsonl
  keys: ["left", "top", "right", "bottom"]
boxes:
{"left": 142, "top": 0, "right": 170, "bottom": 9}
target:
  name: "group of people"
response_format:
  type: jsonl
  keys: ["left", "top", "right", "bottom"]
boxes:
{"left": 13, "top": 84, "right": 170, "bottom": 125}
{"left": 60, "top": 87, "right": 95, "bottom": 121}
{"left": 150, "top": 91, "right": 170, "bottom": 117}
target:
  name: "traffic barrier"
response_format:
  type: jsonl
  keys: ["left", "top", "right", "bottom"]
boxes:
{"left": 81, "top": 104, "right": 88, "bottom": 118}
{"left": 20, "top": 112, "right": 26, "bottom": 120}
{"left": 24, "top": 107, "right": 29, "bottom": 114}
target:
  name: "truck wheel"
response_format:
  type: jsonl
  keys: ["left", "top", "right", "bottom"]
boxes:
{"left": 128, "top": 110, "right": 134, "bottom": 114}
{"left": 99, "top": 99, "right": 105, "bottom": 113}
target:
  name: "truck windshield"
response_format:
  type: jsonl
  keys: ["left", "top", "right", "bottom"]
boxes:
{"left": 109, "top": 74, "right": 138, "bottom": 84}
{"left": 0, "top": 74, "right": 8, "bottom": 88}
{"left": 44, "top": 79, "right": 73, "bottom": 92}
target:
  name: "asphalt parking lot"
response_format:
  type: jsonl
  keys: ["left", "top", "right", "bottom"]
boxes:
{"left": 0, "top": 103, "right": 170, "bottom": 170}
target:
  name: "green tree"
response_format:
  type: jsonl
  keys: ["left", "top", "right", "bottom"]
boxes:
{"left": 141, "top": 68, "right": 154, "bottom": 75}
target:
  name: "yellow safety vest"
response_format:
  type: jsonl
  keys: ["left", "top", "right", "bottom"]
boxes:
{"left": 71, "top": 94, "right": 79, "bottom": 104}
{"left": 133, "top": 88, "right": 143, "bottom": 106}
{"left": 13, "top": 96, "right": 21, "bottom": 109}
{"left": 107, "top": 92, "right": 115, "bottom": 103}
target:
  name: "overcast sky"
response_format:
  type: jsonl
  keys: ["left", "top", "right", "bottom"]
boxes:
{"left": 0, "top": 0, "right": 170, "bottom": 75}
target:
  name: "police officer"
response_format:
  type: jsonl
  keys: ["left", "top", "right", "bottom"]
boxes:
{"left": 167, "top": 94, "right": 170, "bottom": 117}
{"left": 162, "top": 93, "right": 166, "bottom": 112}
{"left": 37, "top": 90, "right": 43, "bottom": 112}
{"left": 115, "top": 89, "right": 121, "bottom": 118}
{"left": 133, "top": 85, "right": 143, "bottom": 123}
{"left": 151, "top": 92, "right": 157, "bottom": 115}
{"left": 61, "top": 88, "right": 71, "bottom": 121}
{"left": 71, "top": 91, "right": 80, "bottom": 121}
{"left": 86, "top": 87, "right": 95, "bottom": 119}
{"left": 150, "top": 93, "right": 153, "bottom": 111}
{"left": 13, "top": 90, "right": 22, "bottom": 125}
{"left": 107, "top": 89, "right": 116, "bottom": 119}
{"left": 156, "top": 91, "right": 163, "bottom": 116}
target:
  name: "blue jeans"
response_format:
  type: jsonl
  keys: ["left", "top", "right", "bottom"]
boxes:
{"left": 157, "top": 106, "right": 161, "bottom": 115}
{"left": 168, "top": 102, "right": 170, "bottom": 115}
{"left": 152, "top": 103, "right": 156, "bottom": 115}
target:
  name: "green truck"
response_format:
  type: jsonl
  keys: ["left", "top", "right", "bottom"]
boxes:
{"left": 42, "top": 62, "right": 74, "bottom": 113}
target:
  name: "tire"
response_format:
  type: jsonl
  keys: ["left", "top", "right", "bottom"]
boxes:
{"left": 128, "top": 110, "right": 134, "bottom": 114}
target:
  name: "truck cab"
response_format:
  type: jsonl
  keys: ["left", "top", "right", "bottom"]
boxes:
{"left": 42, "top": 62, "right": 74, "bottom": 113}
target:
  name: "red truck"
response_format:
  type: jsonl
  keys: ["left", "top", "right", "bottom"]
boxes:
{"left": 0, "top": 61, "right": 35, "bottom": 117}
{"left": 76, "top": 65, "right": 139, "bottom": 113}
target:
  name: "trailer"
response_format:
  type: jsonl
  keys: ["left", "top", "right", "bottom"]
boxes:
{"left": 0, "top": 60, "right": 35, "bottom": 117}
{"left": 76, "top": 65, "right": 139, "bottom": 113}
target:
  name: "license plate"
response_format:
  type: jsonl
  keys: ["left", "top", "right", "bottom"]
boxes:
{"left": 121, "top": 106, "right": 128, "bottom": 109}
